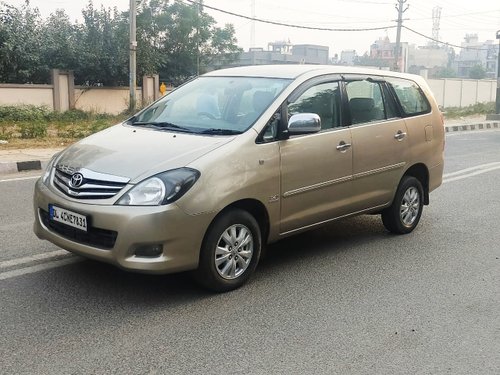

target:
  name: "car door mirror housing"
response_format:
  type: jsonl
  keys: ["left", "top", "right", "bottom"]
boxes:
{"left": 288, "top": 113, "right": 321, "bottom": 135}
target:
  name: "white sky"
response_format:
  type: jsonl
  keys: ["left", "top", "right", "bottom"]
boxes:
{"left": 5, "top": 0, "right": 500, "bottom": 56}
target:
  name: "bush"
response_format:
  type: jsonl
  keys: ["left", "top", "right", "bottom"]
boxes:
{"left": 19, "top": 122, "right": 48, "bottom": 139}
{"left": 90, "top": 119, "right": 112, "bottom": 133}
{"left": 0, "top": 123, "right": 15, "bottom": 139}
{"left": 0, "top": 105, "right": 52, "bottom": 123}
{"left": 443, "top": 102, "right": 495, "bottom": 119}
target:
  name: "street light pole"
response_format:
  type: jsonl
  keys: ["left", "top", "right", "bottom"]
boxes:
{"left": 129, "top": 0, "right": 137, "bottom": 112}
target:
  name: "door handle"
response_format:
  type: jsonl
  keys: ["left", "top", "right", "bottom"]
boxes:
{"left": 394, "top": 130, "right": 407, "bottom": 140}
{"left": 336, "top": 141, "right": 351, "bottom": 151}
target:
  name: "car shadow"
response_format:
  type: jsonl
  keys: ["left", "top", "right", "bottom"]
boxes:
{"left": 15, "top": 214, "right": 393, "bottom": 316}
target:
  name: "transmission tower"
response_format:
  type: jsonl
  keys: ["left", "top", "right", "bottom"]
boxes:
{"left": 432, "top": 6, "right": 442, "bottom": 46}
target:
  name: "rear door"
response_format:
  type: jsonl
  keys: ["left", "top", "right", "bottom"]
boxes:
{"left": 344, "top": 76, "right": 410, "bottom": 212}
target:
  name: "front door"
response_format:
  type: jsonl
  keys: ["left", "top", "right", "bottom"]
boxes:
{"left": 279, "top": 80, "right": 353, "bottom": 234}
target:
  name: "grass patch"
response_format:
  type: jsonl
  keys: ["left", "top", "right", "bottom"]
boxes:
{"left": 0, "top": 105, "right": 128, "bottom": 147}
{"left": 443, "top": 102, "right": 495, "bottom": 119}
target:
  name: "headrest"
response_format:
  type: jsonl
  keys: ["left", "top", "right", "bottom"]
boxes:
{"left": 349, "top": 97, "right": 374, "bottom": 112}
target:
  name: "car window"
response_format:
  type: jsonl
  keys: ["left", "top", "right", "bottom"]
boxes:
{"left": 287, "top": 82, "right": 342, "bottom": 131}
{"left": 345, "top": 80, "right": 386, "bottom": 125}
{"left": 131, "top": 76, "right": 291, "bottom": 134}
{"left": 386, "top": 78, "right": 430, "bottom": 116}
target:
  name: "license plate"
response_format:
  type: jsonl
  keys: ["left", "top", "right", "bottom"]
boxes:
{"left": 49, "top": 204, "right": 88, "bottom": 232}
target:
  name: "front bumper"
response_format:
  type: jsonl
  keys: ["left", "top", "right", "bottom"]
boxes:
{"left": 33, "top": 179, "right": 213, "bottom": 274}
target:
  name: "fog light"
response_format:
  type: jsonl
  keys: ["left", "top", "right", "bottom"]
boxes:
{"left": 134, "top": 244, "right": 163, "bottom": 258}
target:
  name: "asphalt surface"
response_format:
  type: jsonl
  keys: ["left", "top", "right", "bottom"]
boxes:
{"left": 0, "top": 130, "right": 499, "bottom": 374}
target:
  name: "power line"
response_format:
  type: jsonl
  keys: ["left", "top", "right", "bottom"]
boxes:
{"left": 186, "top": 0, "right": 493, "bottom": 53}
{"left": 184, "top": 0, "right": 396, "bottom": 32}
{"left": 409, "top": 9, "right": 500, "bottom": 21}
{"left": 402, "top": 26, "right": 491, "bottom": 51}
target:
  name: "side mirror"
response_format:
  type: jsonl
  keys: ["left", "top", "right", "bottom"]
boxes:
{"left": 288, "top": 113, "right": 321, "bottom": 135}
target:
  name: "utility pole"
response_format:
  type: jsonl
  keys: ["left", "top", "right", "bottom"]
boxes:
{"left": 250, "top": 0, "right": 256, "bottom": 48}
{"left": 129, "top": 0, "right": 137, "bottom": 112}
{"left": 197, "top": 0, "right": 203, "bottom": 76}
{"left": 394, "top": 0, "right": 408, "bottom": 72}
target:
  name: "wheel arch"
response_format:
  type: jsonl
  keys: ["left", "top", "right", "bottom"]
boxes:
{"left": 202, "top": 198, "right": 270, "bottom": 250}
{"left": 403, "top": 163, "right": 429, "bottom": 204}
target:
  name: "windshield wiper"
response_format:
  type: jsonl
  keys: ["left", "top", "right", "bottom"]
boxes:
{"left": 132, "top": 121, "right": 193, "bottom": 133}
{"left": 199, "top": 128, "right": 242, "bottom": 135}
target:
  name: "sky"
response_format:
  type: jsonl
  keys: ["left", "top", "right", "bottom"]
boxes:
{"left": 5, "top": 0, "right": 500, "bottom": 57}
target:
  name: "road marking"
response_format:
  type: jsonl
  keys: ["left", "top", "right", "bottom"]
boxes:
{"left": 0, "top": 175, "right": 40, "bottom": 183}
{"left": 0, "top": 249, "right": 71, "bottom": 270}
{"left": 443, "top": 162, "right": 500, "bottom": 183}
{"left": 0, "top": 257, "right": 81, "bottom": 281}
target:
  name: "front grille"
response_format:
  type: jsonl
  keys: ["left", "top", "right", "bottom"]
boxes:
{"left": 53, "top": 165, "right": 129, "bottom": 200}
{"left": 40, "top": 209, "right": 117, "bottom": 249}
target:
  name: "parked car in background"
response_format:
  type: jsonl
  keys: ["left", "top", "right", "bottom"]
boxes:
{"left": 33, "top": 65, "right": 444, "bottom": 292}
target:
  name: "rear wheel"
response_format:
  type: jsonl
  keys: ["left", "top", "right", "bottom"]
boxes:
{"left": 194, "top": 209, "right": 261, "bottom": 292}
{"left": 382, "top": 176, "right": 424, "bottom": 234}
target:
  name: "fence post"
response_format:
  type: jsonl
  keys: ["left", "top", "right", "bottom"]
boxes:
{"left": 51, "top": 69, "right": 75, "bottom": 112}
{"left": 142, "top": 74, "right": 160, "bottom": 105}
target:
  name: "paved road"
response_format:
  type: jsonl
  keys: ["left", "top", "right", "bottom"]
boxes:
{"left": 1, "top": 130, "right": 499, "bottom": 374}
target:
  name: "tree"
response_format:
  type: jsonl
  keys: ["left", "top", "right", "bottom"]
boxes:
{"left": 353, "top": 53, "right": 390, "bottom": 69}
{"left": 0, "top": 0, "right": 241, "bottom": 85}
{"left": 431, "top": 66, "right": 457, "bottom": 79}
{"left": 39, "top": 10, "right": 79, "bottom": 82}
{"left": 0, "top": 1, "right": 44, "bottom": 83}
{"left": 468, "top": 64, "right": 486, "bottom": 79}
{"left": 136, "top": 0, "right": 242, "bottom": 84}
{"left": 74, "top": 2, "right": 129, "bottom": 86}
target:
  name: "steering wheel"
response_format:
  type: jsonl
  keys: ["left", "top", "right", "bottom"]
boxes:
{"left": 198, "top": 112, "right": 217, "bottom": 120}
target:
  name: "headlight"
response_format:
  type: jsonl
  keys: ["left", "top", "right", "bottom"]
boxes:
{"left": 116, "top": 168, "right": 200, "bottom": 206}
{"left": 42, "top": 153, "right": 59, "bottom": 186}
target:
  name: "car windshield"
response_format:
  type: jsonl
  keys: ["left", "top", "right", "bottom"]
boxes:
{"left": 129, "top": 76, "right": 291, "bottom": 134}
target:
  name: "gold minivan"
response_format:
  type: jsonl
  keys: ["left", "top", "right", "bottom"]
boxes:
{"left": 33, "top": 65, "right": 444, "bottom": 291}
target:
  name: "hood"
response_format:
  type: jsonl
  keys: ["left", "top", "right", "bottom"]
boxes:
{"left": 56, "top": 124, "right": 234, "bottom": 182}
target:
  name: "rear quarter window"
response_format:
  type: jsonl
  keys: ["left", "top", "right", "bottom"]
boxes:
{"left": 387, "top": 78, "right": 431, "bottom": 117}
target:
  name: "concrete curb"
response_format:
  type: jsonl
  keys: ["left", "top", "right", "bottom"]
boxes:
{"left": 0, "top": 160, "right": 49, "bottom": 175}
{"left": 444, "top": 121, "right": 500, "bottom": 133}
{"left": 0, "top": 121, "right": 499, "bottom": 176}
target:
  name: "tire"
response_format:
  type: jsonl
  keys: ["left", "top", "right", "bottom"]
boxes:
{"left": 194, "top": 209, "right": 261, "bottom": 292}
{"left": 382, "top": 176, "right": 424, "bottom": 234}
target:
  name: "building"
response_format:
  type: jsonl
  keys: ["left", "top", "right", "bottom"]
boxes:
{"left": 408, "top": 45, "right": 449, "bottom": 70}
{"left": 340, "top": 50, "right": 356, "bottom": 65}
{"left": 370, "top": 36, "right": 409, "bottom": 72}
{"left": 217, "top": 41, "right": 330, "bottom": 68}
{"left": 454, "top": 34, "right": 498, "bottom": 78}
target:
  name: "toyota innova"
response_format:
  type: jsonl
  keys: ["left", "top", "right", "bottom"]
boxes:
{"left": 33, "top": 65, "right": 444, "bottom": 292}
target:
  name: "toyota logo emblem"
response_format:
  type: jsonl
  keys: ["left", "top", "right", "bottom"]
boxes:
{"left": 70, "top": 173, "right": 84, "bottom": 188}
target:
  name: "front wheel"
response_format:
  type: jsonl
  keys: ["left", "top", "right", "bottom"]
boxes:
{"left": 382, "top": 176, "right": 424, "bottom": 234}
{"left": 194, "top": 209, "right": 261, "bottom": 292}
